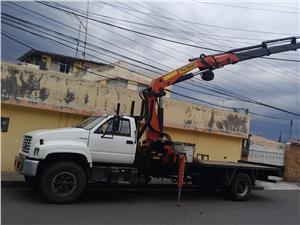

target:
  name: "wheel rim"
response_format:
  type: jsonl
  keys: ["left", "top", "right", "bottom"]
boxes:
{"left": 52, "top": 172, "right": 77, "bottom": 196}
{"left": 236, "top": 180, "right": 248, "bottom": 196}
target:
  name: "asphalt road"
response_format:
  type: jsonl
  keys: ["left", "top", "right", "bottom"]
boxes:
{"left": 2, "top": 188, "right": 300, "bottom": 225}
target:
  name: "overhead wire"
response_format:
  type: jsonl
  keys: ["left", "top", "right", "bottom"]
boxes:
{"left": 97, "top": 1, "right": 299, "bottom": 36}
{"left": 123, "top": 1, "right": 300, "bottom": 100}
{"left": 2, "top": 32, "right": 300, "bottom": 121}
{"left": 2, "top": 25, "right": 300, "bottom": 118}
{"left": 37, "top": 1, "right": 300, "bottom": 63}
{"left": 137, "top": 1, "right": 300, "bottom": 83}
{"left": 2, "top": 3, "right": 300, "bottom": 118}
{"left": 77, "top": 0, "right": 300, "bottom": 100}
{"left": 1, "top": 32, "right": 240, "bottom": 111}
{"left": 135, "top": 1, "right": 300, "bottom": 94}
{"left": 199, "top": 2, "right": 300, "bottom": 14}
{"left": 6, "top": 2, "right": 178, "bottom": 71}
{"left": 1, "top": 16, "right": 164, "bottom": 74}
{"left": 66, "top": 0, "right": 300, "bottom": 102}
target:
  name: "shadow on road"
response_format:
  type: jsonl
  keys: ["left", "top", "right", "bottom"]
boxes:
{"left": 7, "top": 186, "right": 272, "bottom": 204}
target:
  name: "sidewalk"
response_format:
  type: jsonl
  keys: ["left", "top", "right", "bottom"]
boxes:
{"left": 256, "top": 181, "right": 300, "bottom": 190}
{"left": 1, "top": 171, "right": 26, "bottom": 188}
{"left": 2, "top": 171, "right": 300, "bottom": 190}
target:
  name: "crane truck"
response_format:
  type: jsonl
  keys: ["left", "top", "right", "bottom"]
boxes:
{"left": 15, "top": 37, "right": 300, "bottom": 203}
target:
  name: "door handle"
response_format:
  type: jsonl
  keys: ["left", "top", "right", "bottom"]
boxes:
{"left": 126, "top": 140, "right": 134, "bottom": 144}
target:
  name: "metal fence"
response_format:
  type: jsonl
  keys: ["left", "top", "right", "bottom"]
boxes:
{"left": 248, "top": 137, "right": 285, "bottom": 166}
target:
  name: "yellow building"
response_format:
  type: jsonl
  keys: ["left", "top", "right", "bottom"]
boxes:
{"left": 1, "top": 60, "right": 250, "bottom": 172}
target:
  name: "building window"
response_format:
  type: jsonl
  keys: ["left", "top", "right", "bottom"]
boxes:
{"left": 60, "top": 63, "right": 71, "bottom": 74}
{"left": 39, "top": 58, "right": 47, "bottom": 70}
{"left": 1, "top": 117, "right": 10, "bottom": 132}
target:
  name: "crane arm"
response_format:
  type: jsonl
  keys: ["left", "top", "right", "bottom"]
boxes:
{"left": 151, "top": 37, "right": 299, "bottom": 93}
{"left": 140, "top": 37, "right": 299, "bottom": 141}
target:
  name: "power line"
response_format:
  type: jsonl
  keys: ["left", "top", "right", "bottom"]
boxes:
{"left": 1, "top": 17, "right": 164, "bottom": 75}
{"left": 6, "top": 1, "right": 298, "bottom": 98}
{"left": 166, "top": 89, "right": 242, "bottom": 110}
{"left": 200, "top": 2, "right": 300, "bottom": 14}
{"left": 2, "top": 20, "right": 237, "bottom": 102}
{"left": 37, "top": 1, "right": 300, "bottom": 63}
{"left": 134, "top": 1, "right": 300, "bottom": 89}
{"left": 73, "top": 0, "right": 300, "bottom": 98}
{"left": 49, "top": 2, "right": 280, "bottom": 43}
{"left": 249, "top": 111, "right": 296, "bottom": 121}
{"left": 3, "top": 31, "right": 300, "bottom": 121}
{"left": 126, "top": 1, "right": 300, "bottom": 95}
{"left": 97, "top": 1, "right": 298, "bottom": 36}
{"left": 6, "top": 2, "right": 173, "bottom": 72}
{"left": 36, "top": 1, "right": 222, "bottom": 52}
{"left": 1, "top": 31, "right": 235, "bottom": 111}
{"left": 3, "top": 26, "right": 300, "bottom": 118}
{"left": 2, "top": 4, "right": 300, "bottom": 116}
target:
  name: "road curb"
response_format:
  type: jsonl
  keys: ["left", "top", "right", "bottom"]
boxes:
{"left": 1, "top": 181, "right": 28, "bottom": 188}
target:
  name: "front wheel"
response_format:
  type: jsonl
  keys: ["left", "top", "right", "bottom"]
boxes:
{"left": 38, "top": 161, "right": 87, "bottom": 203}
{"left": 228, "top": 173, "right": 252, "bottom": 201}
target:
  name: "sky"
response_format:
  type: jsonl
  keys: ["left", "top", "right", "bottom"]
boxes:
{"left": 1, "top": 0, "right": 300, "bottom": 141}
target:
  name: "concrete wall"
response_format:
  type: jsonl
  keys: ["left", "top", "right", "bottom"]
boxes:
{"left": 165, "top": 127, "right": 242, "bottom": 161}
{"left": 1, "top": 62, "right": 250, "bottom": 171}
{"left": 283, "top": 143, "right": 300, "bottom": 182}
{"left": 247, "top": 135, "right": 285, "bottom": 166}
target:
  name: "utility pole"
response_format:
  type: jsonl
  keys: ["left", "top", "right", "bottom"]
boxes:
{"left": 278, "top": 131, "right": 282, "bottom": 143}
{"left": 81, "top": 0, "right": 89, "bottom": 78}
{"left": 288, "top": 119, "right": 293, "bottom": 140}
{"left": 74, "top": 15, "right": 85, "bottom": 59}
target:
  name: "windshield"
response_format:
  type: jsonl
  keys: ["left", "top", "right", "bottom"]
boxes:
{"left": 75, "top": 116, "right": 106, "bottom": 130}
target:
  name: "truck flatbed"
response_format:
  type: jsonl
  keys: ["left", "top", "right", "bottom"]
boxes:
{"left": 195, "top": 160, "right": 280, "bottom": 172}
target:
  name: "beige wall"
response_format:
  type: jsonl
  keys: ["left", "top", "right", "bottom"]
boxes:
{"left": 165, "top": 127, "right": 242, "bottom": 162}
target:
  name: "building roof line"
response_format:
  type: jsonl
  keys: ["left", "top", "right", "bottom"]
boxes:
{"left": 18, "top": 49, "right": 114, "bottom": 67}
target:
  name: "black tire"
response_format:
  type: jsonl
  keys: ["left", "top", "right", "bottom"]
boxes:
{"left": 24, "top": 176, "right": 38, "bottom": 190}
{"left": 228, "top": 173, "right": 252, "bottom": 201}
{"left": 38, "top": 161, "right": 86, "bottom": 203}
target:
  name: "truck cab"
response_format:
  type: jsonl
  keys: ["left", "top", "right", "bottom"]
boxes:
{"left": 16, "top": 115, "right": 137, "bottom": 169}
{"left": 15, "top": 115, "right": 138, "bottom": 202}
{"left": 84, "top": 115, "right": 137, "bottom": 164}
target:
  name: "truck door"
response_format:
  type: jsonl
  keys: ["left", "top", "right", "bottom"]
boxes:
{"left": 89, "top": 117, "right": 136, "bottom": 164}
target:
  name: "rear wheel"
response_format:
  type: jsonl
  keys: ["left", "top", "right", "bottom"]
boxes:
{"left": 38, "top": 161, "right": 86, "bottom": 203}
{"left": 228, "top": 173, "right": 252, "bottom": 201}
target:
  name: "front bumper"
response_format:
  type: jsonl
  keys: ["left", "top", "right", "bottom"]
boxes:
{"left": 14, "top": 155, "right": 39, "bottom": 177}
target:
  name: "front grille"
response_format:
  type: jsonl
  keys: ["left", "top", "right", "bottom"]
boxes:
{"left": 21, "top": 135, "right": 32, "bottom": 153}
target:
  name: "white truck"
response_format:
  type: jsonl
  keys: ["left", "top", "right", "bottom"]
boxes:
{"left": 15, "top": 37, "right": 298, "bottom": 203}
{"left": 15, "top": 114, "right": 280, "bottom": 203}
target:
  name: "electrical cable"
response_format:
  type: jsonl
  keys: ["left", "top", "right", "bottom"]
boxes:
{"left": 3, "top": 31, "right": 299, "bottom": 121}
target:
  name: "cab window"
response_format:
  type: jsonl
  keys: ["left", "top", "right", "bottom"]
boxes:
{"left": 96, "top": 118, "right": 131, "bottom": 137}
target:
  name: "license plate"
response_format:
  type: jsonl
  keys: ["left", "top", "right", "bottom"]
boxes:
{"left": 14, "top": 156, "right": 24, "bottom": 172}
